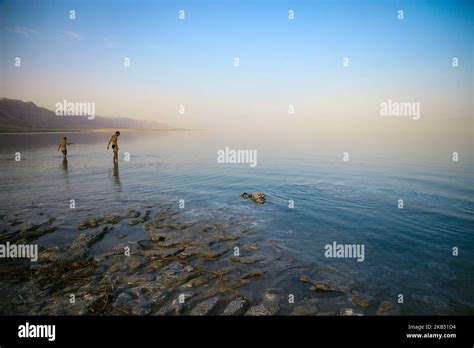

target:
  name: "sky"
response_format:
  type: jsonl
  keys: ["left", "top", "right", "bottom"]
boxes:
{"left": 0, "top": 0, "right": 472, "bottom": 131}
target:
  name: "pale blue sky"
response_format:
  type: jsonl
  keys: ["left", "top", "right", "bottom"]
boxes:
{"left": 0, "top": 0, "right": 472, "bottom": 129}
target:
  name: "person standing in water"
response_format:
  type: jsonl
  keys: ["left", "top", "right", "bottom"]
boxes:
{"left": 57, "top": 137, "right": 68, "bottom": 158}
{"left": 107, "top": 131, "right": 120, "bottom": 163}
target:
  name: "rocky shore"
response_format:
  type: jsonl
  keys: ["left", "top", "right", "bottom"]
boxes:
{"left": 0, "top": 200, "right": 398, "bottom": 316}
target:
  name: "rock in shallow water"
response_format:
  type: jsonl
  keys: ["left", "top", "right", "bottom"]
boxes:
{"left": 351, "top": 291, "right": 376, "bottom": 308}
{"left": 241, "top": 192, "right": 266, "bottom": 204}
{"left": 223, "top": 297, "right": 247, "bottom": 315}
{"left": 339, "top": 307, "right": 364, "bottom": 316}
{"left": 377, "top": 301, "right": 397, "bottom": 315}
{"left": 245, "top": 304, "right": 271, "bottom": 316}
{"left": 290, "top": 305, "right": 319, "bottom": 316}
{"left": 190, "top": 296, "right": 220, "bottom": 315}
{"left": 228, "top": 256, "right": 261, "bottom": 264}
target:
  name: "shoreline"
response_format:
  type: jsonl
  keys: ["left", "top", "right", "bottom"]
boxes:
{"left": 0, "top": 202, "right": 401, "bottom": 316}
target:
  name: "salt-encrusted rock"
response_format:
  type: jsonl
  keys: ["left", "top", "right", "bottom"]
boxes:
{"left": 223, "top": 297, "right": 247, "bottom": 315}
{"left": 245, "top": 304, "right": 271, "bottom": 316}
{"left": 241, "top": 192, "right": 266, "bottom": 204}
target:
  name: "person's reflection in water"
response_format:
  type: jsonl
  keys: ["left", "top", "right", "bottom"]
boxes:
{"left": 110, "top": 162, "right": 121, "bottom": 190}
{"left": 61, "top": 157, "right": 68, "bottom": 173}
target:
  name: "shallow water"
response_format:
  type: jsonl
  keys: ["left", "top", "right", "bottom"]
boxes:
{"left": 0, "top": 130, "right": 472, "bottom": 314}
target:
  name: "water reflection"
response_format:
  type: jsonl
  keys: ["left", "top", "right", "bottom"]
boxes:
{"left": 109, "top": 162, "right": 121, "bottom": 190}
{"left": 61, "top": 157, "right": 68, "bottom": 173}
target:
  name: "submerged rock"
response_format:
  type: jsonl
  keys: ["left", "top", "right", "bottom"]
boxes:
{"left": 128, "top": 210, "right": 151, "bottom": 226}
{"left": 241, "top": 192, "right": 266, "bottom": 204}
{"left": 62, "top": 226, "right": 110, "bottom": 261}
{"left": 310, "top": 281, "right": 333, "bottom": 292}
{"left": 290, "top": 305, "right": 319, "bottom": 316}
{"left": 377, "top": 301, "right": 397, "bottom": 315}
{"left": 351, "top": 291, "right": 376, "bottom": 308}
{"left": 228, "top": 256, "right": 261, "bottom": 264}
{"left": 241, "top": 270, "right": 264, "bottom": 279}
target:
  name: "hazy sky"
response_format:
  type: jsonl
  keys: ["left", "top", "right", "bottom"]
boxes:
{"left": 0, "top": 0, "right": 472, "bottom": 130}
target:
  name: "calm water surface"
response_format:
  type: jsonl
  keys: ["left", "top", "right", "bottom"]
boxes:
{"left": 0, "top": 130, "right": 472, "bottom": 314}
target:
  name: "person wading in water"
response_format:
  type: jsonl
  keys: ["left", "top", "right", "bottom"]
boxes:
{"left": 107, "top": 131, "right": 120, "bottom": 163}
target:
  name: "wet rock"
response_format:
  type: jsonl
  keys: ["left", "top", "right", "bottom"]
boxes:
{"left": 306, "top": 276, "right": 349, "bottom": 293}
{"left": 39, "top": 246, "right": 64, "bottom": 262}
{"left": 339, "top": 307, "right": 364, "bottom": 316}
{"left": 243, "top": 244, "right": 258, "bottom": 251}
{"left": 78, "top": 212, "right": 131, "bottom": 230}
{"left": 194, "top": 246, "right": 229, "bottom": 260}
{"left": 128, "top": 210, "right": 150, "bottom": 226}
{"left": 113, "top": 292, "right": 133, "bottom": 308}
{"left": 156, "top": 292, "right": 194, "bottom": 315}
{"left": 290, "top": 305, "right": 319, "bottom": 316}
{"left": 127, "top": 210, "right": 141, "bottom": 218}
{"left": 316, "top": 311, "right": 337, "bottom": 316}
{"left": 310, "top": 281, "right": 332, "bottom": 291}
{"left": 377, "top": 301, "right": 397, "bottom": 315}
{"left": 126, "top": 256, "right": 146, "bottom": 270}
{"left": 241, "top": 270, "right": 264, "bottom": 279}
{"left": 162, "top": 262, "right": 184, "bottom": 277}
{"left": 149, "top": 290, "right": 168, "bottom": 305}
{"left": 300, "top": 275, "right": 311, "bottom": 283}
{"left": 124, "top": 274, "right": 156, "bottom": 285}
{"left": 190, "top": 296, "right": 220, "bottom": 315}
{"left": 241, "top": 192, "right": 266, "bottom": 204}
{"left": 8, "top": 219, "right": 23, "bottom": 227}
{"left": 130, "top": 297, "right": 152, "bottom": 315}
{"left": 3, "top": 218, "right": 57, "bottom": 243}
{"left": 245, "top": 304, "right": 271, "bottom": 316}
{"left": 351, "top": 291, "right": 376, "bottom": 308}
{"left": 228, "top": 256, "right": 261, "bottom": 264}
{"left": 156, "top": 223, "right": 189, "bottom": 231}
{"left": 185, "top": 275, "right": 211, "bottom": 288}
{"left": 142, "top": 247, "right": 184, "bottom": 258}
{"left": 62, "top": 226, "right": 110, "bottom": 261}
{"left": 223, "top": 297, "right": 248, "bottom": 315}
{"left": 151, "top": 233, "right": 166, "bottom": 242}
{"left": 147, "top": 260, "right": 164, "bottom": 270}
{"left": 261, "top": 290, "right": 281, "bottom": 315}
{"left": 183, "top": 265, "right": 194, "bottom": 273}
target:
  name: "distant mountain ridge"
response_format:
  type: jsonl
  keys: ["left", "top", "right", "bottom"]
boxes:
{"left": 0, "top": 98, "right": 170, "bottom": 131}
